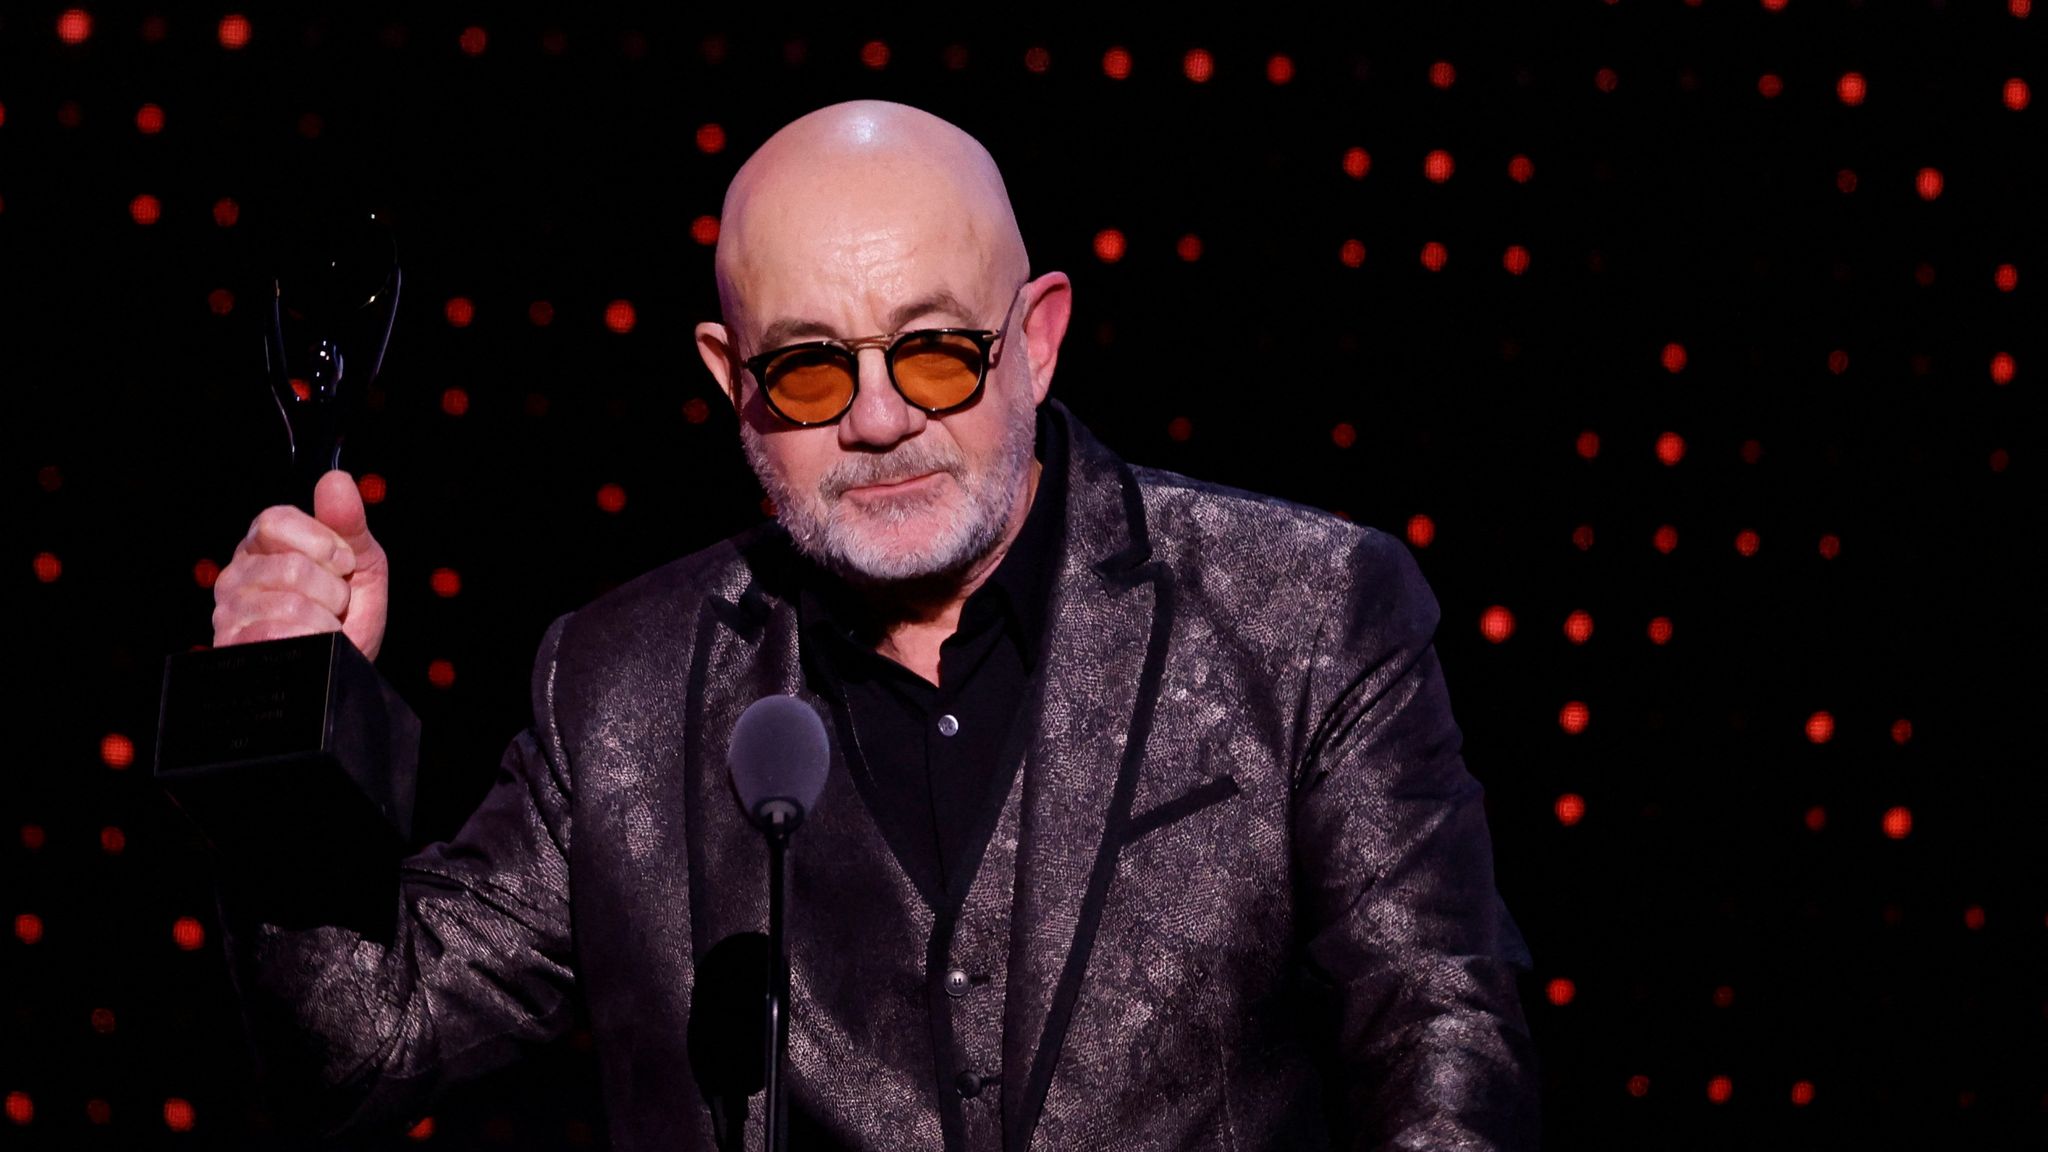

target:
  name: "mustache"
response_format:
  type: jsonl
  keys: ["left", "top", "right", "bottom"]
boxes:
{"left": 819, "top": 441, "right": 964, "bottom": 498}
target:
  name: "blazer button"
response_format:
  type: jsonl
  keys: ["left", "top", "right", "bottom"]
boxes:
{"left": 954, "top": 1070, "right": 984, "bottom": 1099}
{"left": 943, "top": 968, "right": 971, "bottom": 998}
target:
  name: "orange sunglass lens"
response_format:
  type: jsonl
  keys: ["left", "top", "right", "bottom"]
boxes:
{"left": 893, "top": 333, "right": 984, "bottom": 409}
{"left": 764, "top": 349, "right": 855, "bottom": 422}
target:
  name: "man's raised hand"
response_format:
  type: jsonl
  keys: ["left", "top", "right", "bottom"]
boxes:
{"left": 211, "top": 470, "right": 391, "bottom": 660}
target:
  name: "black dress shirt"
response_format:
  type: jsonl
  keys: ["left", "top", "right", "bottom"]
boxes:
{"left": 798, "top": 411, "right": 1066, "bottom": 908}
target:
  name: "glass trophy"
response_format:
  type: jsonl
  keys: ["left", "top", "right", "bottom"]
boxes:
{"left": 155, "top": 211, "right": 420, "bottom": 906}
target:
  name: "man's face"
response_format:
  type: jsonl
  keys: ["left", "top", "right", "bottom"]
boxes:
{"left": 720, "top": 186, "right": 1044, "bottom": 585}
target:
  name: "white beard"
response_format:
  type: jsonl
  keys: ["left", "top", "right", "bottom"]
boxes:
{"left": 741, "top": 386, "right": 1038, "bottom": 584}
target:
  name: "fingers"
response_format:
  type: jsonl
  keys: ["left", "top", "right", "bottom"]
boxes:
{"left": 211, "top": 589, "right": 345, "bottom": 648}
{"left": 243, "top": 504, "right": 356, "bottom": 577}
{"left": 213, "top": 551, "right": 354, "bottom": 620}
{"left": 312, "top": 469, "right": 372, "bottom": 551}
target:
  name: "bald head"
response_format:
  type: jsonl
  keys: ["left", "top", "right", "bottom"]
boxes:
{"left": 713, "top": 101, "right": 1030, "bottom": 347}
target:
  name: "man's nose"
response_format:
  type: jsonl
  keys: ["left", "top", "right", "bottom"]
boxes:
{"left": 839, "top": 347, "right": 927, "bottom": 448}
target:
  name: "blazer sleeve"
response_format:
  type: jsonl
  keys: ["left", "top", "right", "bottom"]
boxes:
{"left": 215, "top": 613, "right": 580, "bottom": 1139}
{"left": 1290, "top": 533, "right": 1539, "bottom": 1152}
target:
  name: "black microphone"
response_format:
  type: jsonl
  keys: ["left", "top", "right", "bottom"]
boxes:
{"left": 726, "top": 695, "right": 830, "bottom": 1152}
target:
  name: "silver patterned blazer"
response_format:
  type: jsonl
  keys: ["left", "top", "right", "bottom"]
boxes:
{"left": 221, "top": 399, "right": 1539, "bottom": 1151}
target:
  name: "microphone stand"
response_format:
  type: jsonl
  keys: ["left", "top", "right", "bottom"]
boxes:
{"left": 761, "top": 802, "right": 797, "bottom": 1152}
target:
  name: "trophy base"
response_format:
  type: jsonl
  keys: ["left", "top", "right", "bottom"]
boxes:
{"left": 156, "top": 633, "right": 419, "bottom": 887}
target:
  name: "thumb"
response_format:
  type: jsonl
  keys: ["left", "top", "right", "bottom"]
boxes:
{"left": 312, "top": 469, "right": 374, "bottom": 560}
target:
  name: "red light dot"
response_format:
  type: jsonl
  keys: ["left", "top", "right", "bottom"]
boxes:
{"left": 1595, "top": 67, "right": 1618, "bottom": 93}
{"left": 57, "top": 9, "right": 92, "bottom": 44}
{"left": 695, "top": 123, "right": 725, "bottom": 154}
{"left": 427, "top": 659, "right": 456, "bottom": 688}
{"left": 1712, "top": 984, "right": 1735, "bottom": 1007}
{"left": 136, "top": 103, "right": 165, "bottom": 134}
{"left": 1707, "top": 1076, "right": 1733, "bottom": 1104}
{"left": 1828, "top": 349, "right": 1850, "bottom": 375}
{"left": 1914, "top": 261, "right": 1937, "bottom": 287}
{"left": 1328, "top": 423, "right": 1358, "bottom": 449}
{"left": 1341, "top": 147, "right": 1371, "bottom": 180}
{"left": 1166, "top": 416, "right": 1193, "bottom": 443}
{"left": 101, "top": 733, "right": 135, "bottom": 769}
{"left": 207, "top": 288, "right": 235, "bottom": 316}
{"left": 1990, "top": 352, "right": 2016, "bottom": 385}
{"left": 1964, "top": 905, "right": 1986, "bottom": 930}
{"left": 15, "top": 914, "right": 43, "bottom": 945}
{"left": 1758, "top": 73, "right": 1783, "bottom": 99}
{"left": 2016, "top": 0, "right": 2034, "bottom": 17}
{"left": 597, "top": 483, "right": 627, "bottom": 514}
{"left": 1762, "top": 0, "right": 1789, "bottom": 9}
{"left": 1838, "top": 72, "right": 1867, "bottom": 106}
{"left": 1559, "top": 701, "right": 1590, "bottom": 734}
{"left": 1503, "top": 245, "right": 1531, "bottom": 275}
{"left": 1660, "top": 342, "right": 1688, "bottom": 373}
{"left": 5, "top": 1091, "right": 31, "bottom": 1124}
{"left": 1648, "top": 616, "right": 1673, "bottom": 645}
{"left": 1891, "top": 718, "right": 1913, "bottom": 745}
{"left": 358, "top": 474, "right": 387, "bottom": 505}
{"left": 1564, "top": 611, "right": 1594, "bottom": 645}
{"left": 1576, "top": 430, "right": 1600, "bottom": 460}
{"left": 1916, "top": 167, "right": 1944, "bottom": 201}
{"left": 1093, "top": 229, "right": 1127, "bottom": 264}
{"left": 164, "top": 1097, "right": 195, "bottom": 1132}
{"left": 172, "top": 917, "right": 204, "bottom": 951}
{"left": 100, "top": 826, "right": 124, "bottom": 854}
{"left": 1266, "top": 54, "right": 1294, "bottom": 85}
{"left": 408, "top": 1117, "right": 436, "bottom": 1141}
{"left": 1627, "top": 1075, "right": 1650, "bottom": 1098}
{"left": 605, "top": 299, "right": 637, "bottom": 334}
{"left": 1554, "top": 793, "right": 1586, "bottom": 826}
{"left": 56, "top": 100, "right": 82, "bottom": 129}
{"left": 1183, "top": 48, "right": 1214, "bottom": 83}
{"left": 1994, "top": 263, "right": 2018, "bottom": 291}
{"left": 682, "top": 397, "right": 711, "bottom": 425}
{"left": 2005, "top": 77, "right": 2031, "bottom": 111}
{"left": 1429, "top": 61, "right": 1456, "bottom": 89}
{"left": 528, "top": 300, "right": 555, "bottom": 327}
{"left": 1023, "top": 46, "right": 1050, "bottom": 74}
{"left": 130, "top": 194, "right": 162, "bottom": 226}
{"left": 1339, "top": 239, "right": 1367, "bottom": 268}
{"left": 1406, "top": 514, "right": 1436, "bottom": 549}
{"left": 691, "top": 215, "right": 720, "bottom": 246}
{"left": 430, "top": 568, "right": 461, "bottom": 598}
{"left": 1573, "top": 524, "right": 1596, "bottom": 551}
{"left": 940, "top": 44, "right": 967, "bottom": 71}
{"left": 34, "top": 551, "right": 63, "bottom": 583}
{"left": 1804, "top": 805, "right": 1827, "bottom": 832}
{"left": 20, "top": 825, "right": 45, "bottom": 851}
{"left": 455, "top": 23, "right": 485, "bottom": 54}
{"left": 441, "top": 388, "right": 469, "bottom": 417}
{"left": 1655, "top": 431, "right": 1686, "bottom": 465}
{"left": 1836, "top": 168, "right": 1859, "bottom": 194}
{"left": 1735, "top": 529, "right": 1761, "bottom": 557}
{"left": 1806, "top": 711, "right": 1836, "bottom": 744}
{"left": 1423, "top": 149, "right": 1455, "bottom": 183}
{"left": 1103, "top": 47, "right": 1132, "bottom": 80}
{"left": 444, "top": 297, "right": 474, "bottom": 328}
{"left": 1480, "top": 606, "right": 1516, "bottom": 643}
{"left": 1989, "top": 448, "right": 2009, "bottom": 473}
{"left": 860, "top": 40, "right": 890, "bottom": 70}
{"left": 1420, "top": 242, "right": 1448, "bottom": 272}
{"left": 1175, "top": 234, "right": 1203, "bottom": 262}
{"left": 91, "top": 1006, "right": 116, "bottom": 1033}
{"left": 1545, "top": 977, "right": 1576, "bottom": 1005}
{"left": 212, "top": 197, "right": 240, "bottom": 227}
{"left": 218, "top": 14, "right": 252, "bottom": 49}
{"left": 1882, "top": 806, "right": 1913, "bottom": 839}
{"left": 1791, "top": 1080, "right": 1815, "bottom": 1106}
{"left": 86, "top": 1098, "right": 111, "bottom": 1124}
{"left": 1818, "top": 534, "right": 1841, "bottom": 559}
{"left": 1740, "top": 439, "right": 1765, "bottom": 464}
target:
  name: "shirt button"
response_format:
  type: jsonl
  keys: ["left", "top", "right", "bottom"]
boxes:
{"left": 943, "top": 968, "right": 970, "bottom": 998}
{"left": 954, "top": 1070, "right": 984, "bottom": 1099}
{"left": 936, "top": 714, "right": 960, "bottom": 737}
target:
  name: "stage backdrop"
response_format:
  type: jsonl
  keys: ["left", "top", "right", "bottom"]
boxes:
{"left": 6, "top": 5, "right": 2041, "bottom": 1150}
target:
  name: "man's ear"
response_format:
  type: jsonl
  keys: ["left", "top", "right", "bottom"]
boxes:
{"left": 1017, "top": 272, "right": 1072, "bottom": 406}
{"left": 695, "top": 321, "right": 741, "bottom": 411}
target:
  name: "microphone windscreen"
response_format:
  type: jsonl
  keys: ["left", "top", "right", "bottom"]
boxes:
{"left": 728, "top": 694, "right": 830, "bottom": 823}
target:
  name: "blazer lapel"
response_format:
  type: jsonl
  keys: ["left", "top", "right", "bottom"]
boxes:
{"left": 1003, "top": 407, "right": 1173, "bottom": 1150}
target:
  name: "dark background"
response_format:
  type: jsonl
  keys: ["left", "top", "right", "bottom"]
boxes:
{"left": 5, "top": 3, "right": 2042, "bottom": 1149}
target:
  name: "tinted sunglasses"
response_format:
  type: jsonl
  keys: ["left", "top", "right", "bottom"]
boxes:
{"left": 739, "top": 288, "right": 1022, "bottom": 426}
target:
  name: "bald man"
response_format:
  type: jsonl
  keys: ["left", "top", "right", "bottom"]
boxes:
{"left": 213, "top": 101, "right": 1537, "bottom": 1150}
